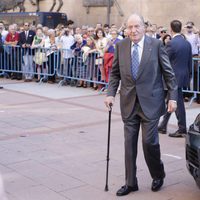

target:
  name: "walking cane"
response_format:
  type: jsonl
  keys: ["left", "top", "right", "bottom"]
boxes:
{"left": 105, "top": 103, "right": 112, "bottom": 192}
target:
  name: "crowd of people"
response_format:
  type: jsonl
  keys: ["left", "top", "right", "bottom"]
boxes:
{"left": 0, "top": 19, "right": 199, "bottom": 92}
{"left": 0, "top": 20, "right": 128, "bottom": 89}
{"left": 0, "top": 14, "right": 198, "bottom": 196}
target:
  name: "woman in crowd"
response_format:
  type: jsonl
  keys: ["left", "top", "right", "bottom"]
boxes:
{"left": 122, "top": 28, "right": 129, "bottom": 38}
{"left": 81, "top": 36, "right": 97, "bottom": 88}
{"left": 31, "top": 27, "right": 46, "bottom": 82}
{"left": 71, "top": 34, "right": 86, "bottom": 87}
{"left": 87, "top": 27, "right": 95, "bottom": 38}
{"left": 45, "top": 29, "right": 58, "bottom": 83}
{"left": 104, "top": 29, "right": 121, "bottom": 83}
{"left": 162, "top": 34, "right": 172, "bottom": 46}
{"left": 5, "top": 24, "right": 20, "bottom": 79}
{"left": 94, "top": 28, "right": 108, "bottom": 86}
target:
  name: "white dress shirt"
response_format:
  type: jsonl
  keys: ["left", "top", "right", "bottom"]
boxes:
{"left": 131, "top": 35, "right": 145, "bottom": 63}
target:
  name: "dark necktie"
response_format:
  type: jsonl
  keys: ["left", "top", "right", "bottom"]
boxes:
{"left": 131, "top": 44, "right": 139, "bottom": 80}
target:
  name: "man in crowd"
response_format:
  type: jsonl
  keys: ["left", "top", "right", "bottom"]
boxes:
{"left": 104, "top": 13, "right": 177, "bottom": 196}
{"left": 184, "top": 22, "right": 200, "bottom": 103}
{"left": 103, "top": 24, "right": 111, "bottom": 39}
{"left": 158, "top": 20, "right": 192, "bottom": 137}
{"left": 18, "top": 22, "right": 35, "bottom": 82}
{"left": 0, "top": 21, "right": 8, "bottom": 42}
{"left": 67, "top": 19, "right": 75, "bottom": 35}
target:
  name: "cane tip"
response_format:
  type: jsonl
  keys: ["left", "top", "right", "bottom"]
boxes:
{"left": 104, "top": 186, "right": 109, "bottom": 191}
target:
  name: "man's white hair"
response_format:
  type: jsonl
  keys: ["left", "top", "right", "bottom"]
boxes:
{"left": 127, "top": 13, "right": 145, "bottom": 26}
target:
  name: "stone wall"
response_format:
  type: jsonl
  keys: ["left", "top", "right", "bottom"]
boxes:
{"left": 23, "top": 0, "right": 200, "bottom": 28}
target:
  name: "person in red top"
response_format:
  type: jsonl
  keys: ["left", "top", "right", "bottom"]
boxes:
{"left": 5, "top": 24, "right": 19, "bottom": 46}
{"left": 5, "top": 24, "right": 21, "bottom": 80}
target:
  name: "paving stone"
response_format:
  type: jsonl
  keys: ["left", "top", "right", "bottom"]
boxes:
{"left": 0, "top": 81, "right": 199, "bottom": 200}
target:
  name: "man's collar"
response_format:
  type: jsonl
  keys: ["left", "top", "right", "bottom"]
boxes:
{"left": 131, "top": 35, "right": 145, "bottom": 48}
{"left": 172, "top": 33, "right": 181, "bottom": 38}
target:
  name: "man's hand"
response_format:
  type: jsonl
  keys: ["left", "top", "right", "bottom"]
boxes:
{"left": 104, "top": 96, "right": 115, "bottom": 111}
{"left": 167, "top": 100, "right": 177, "bottom": 113}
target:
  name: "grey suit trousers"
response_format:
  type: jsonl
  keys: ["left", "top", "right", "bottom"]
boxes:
{"left": 124, "top": 98, "right": 165, "bottom": 187}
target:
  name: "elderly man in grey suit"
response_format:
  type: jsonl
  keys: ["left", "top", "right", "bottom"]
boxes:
{"left": 104, "top": 13, "right": 178, "bottom": 196}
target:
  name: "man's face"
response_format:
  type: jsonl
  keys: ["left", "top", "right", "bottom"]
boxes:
{"left": 104, "top": 27, "right": 110, "bottom": 34}
{"left": 24, "top": 23, "right": 29, "bottom": 31}
{"left": 151, "top": 24, "right": 157, "bottom": 33}
{"left": 127, "top": 15, "right": 145, "bottom": 43}
{"left": 110, "top": 25, "right": 117, "bottom": 31}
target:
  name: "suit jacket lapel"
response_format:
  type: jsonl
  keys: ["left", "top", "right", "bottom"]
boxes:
{"left": 137, "top": 36, "right": 152, "bottom": 79}
{"left": 126, "top": 38, "right": 132, "bottom": 76}
{"left": 124, "top": 38, "right": 135, "bottom": 83}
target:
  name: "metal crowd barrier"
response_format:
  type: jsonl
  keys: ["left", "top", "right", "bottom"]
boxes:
{"left": 0, "top": 45, "right": 110, "bottom": 91}
{"left": 56, "top": 49, "right": 108, "bottom": 89}
{"left": 1, "top": 45, "right": 199, "bottom": 102}
{"left": 182, "top": 57, "right": 200, "bottom": 105}
{"left": 0, "top": 45, "right": 58, "bottom": 83}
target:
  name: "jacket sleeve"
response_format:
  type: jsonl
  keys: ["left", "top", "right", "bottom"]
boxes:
{"left": 107, "top": 42, "right": 121, "bottom": 97}
{"left": 158, "top": 41, "right": 178, "bottom": 101}
{"left": 188, "top": 44, "right": 192, "bottom": 78}
{"left": 17, "top": 33, "right": 22, "bottom": 46}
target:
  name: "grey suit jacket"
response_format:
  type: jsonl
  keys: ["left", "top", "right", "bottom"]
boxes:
{"left": 107, "top": 36, "right": 178, "bottom": 120}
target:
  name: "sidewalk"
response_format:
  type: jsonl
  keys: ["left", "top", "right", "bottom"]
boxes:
{"left": 0, "top": 79, "right": 199, "bottom": 200}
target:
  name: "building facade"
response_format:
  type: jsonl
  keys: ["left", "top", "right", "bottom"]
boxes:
{"left": 22, "top": 0, "right": 200, "bottom": 28}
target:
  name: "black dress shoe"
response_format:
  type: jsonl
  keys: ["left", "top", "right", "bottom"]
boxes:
{"left": 169, "top": 130, "right": 187, "bottom": 138}
{"left": 116, "top": 185, "right": 138, "bottom": 196}
{"left": 151, "top": 178, "right": 164, "bottom": 192}
{"left": 0, "top": 86, "right": 3, "bottom": 89}
{"left": 158, "top": 127, "right": 167, "bottom": 134}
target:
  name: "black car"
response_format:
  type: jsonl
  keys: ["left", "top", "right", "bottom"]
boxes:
{"left": 186, "top": 114, "right": 200, "bottom": 188}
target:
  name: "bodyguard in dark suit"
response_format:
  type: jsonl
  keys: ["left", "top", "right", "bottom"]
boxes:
{"left": 158, "top": 20, "right": 192, "bottom": 137}
{"left": 104, "top": 13, "right": 178, "bottom": 196}
{"left": 18, "top": 22, "right": 35, "bottom": 81}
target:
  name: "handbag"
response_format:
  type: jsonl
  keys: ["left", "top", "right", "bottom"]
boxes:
{"left": 95, "top": 56, "right": 103, "bottom": 65}
{"left": 33, "top": 51, "right": 48, "bottom": 65}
